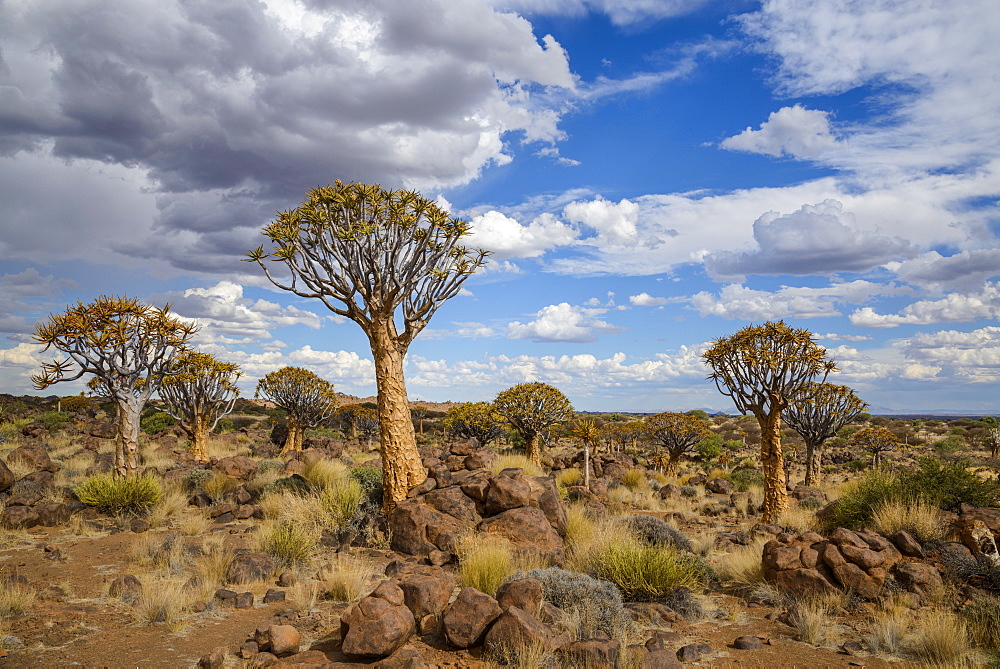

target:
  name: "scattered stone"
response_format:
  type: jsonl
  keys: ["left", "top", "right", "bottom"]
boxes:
{"left": 733, "top": 635, "right": 762, "bottom": 650}
{"left": 236, "top": 591, "right": 254, "bottom": 609}
{"left": 564, "top": 639, "right": 620, "bottom": 668}
{"left": 277, "top": 571, "right": 296, "bottom": 587}
{"left": 228, "top": 552, "right": 276, "bottom": 584}
{"left": 341, "top": 581, "right": 417, "bottom": 658}
{"left": 214, "top": 589, "right": 238, "bottom": 607}
{"left": 109, "top": 574, "right": 143, "bottom": 602}
{"left": 675, "top": 643, "right": 711, "bottom": 663}
{"left": 263, "top": 589, "right": 286, "bottom": 604}
{"left": 496, "top": 577, "right": 543, "bottom": 615}
{"left": 268, "top": 624, "right": 301, "bottom": 656}
{"left": 484, "top": 606, "right": 554, "bottom": 660}
{"left": 198, "top": 646, "right": 228, "bottom": 669}
{"left": 129, "top": 518, "right": 151, "bottom": 533}
{"left": 891, "top": 530, "right": 924, "bottom": 557}
{"left": 840, "top": 640, "right": 864, "bottom": 655}
{"left": 240, "top": 641, "right": 259, "bottom": 659}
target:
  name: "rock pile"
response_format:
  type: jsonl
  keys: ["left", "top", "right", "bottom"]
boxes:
{"left": 763, "top": 528, "right": 941, "bottom": 600}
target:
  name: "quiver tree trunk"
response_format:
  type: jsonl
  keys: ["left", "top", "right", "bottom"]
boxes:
{"left": 114, "top": 399, "right": 143, "bottom": 478}
{"left": 371, "top": 324, "right": 425, "bottom": 512}
{"left": 282, "top": 418, "right": 304, "bottom": 454}
{"left": 526, "top": 432, "right": 541, "bottom": 467}
{"left": 759, "top": 412, "right": 789, "bottom": 522}
{"left": 189, "top": 422, "right": 211, "bottom": 462}
{"left": 804, "top": 439, "right": 822, "bottom": 486}
{"left": 665, "top": 453, "right": 681, "bottom": 477}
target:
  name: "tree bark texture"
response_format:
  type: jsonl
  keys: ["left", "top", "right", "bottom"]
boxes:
{"left": 665, "top": 453, "right": 680, "bottom": 477}
{"left": 282, "top": 419, "right": 304, "bottom": 454}
{"left": 114, "top": 399, "right": 142, "bottom": 478}
{"left": 190, "top": 423, "right": 211, "bottom": 462}
{"left": 758, "top": 411, "right": 789, "bottom": 522}
{"left": 371, "top": 324, "right": 425, "bottom": 512}
{"left": 526, "top": 432, "right": 541, "bottom": 467}
{"left": 803, "top": 439, "right": 822, "bottom": 487}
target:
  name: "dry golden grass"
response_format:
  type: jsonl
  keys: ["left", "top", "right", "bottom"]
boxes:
{"left": 457, "top": 533, "right": 514, "bottom": 596}
{"left": 176, "top": 510, "right": 212, "bottom": 536}
{"left": 777, "top": 504, "right": 817, "bottom": 534}
{"left": 252, "top": 520, "right": 318, "bottom": 569}
{"left": 288, "top": 580, "right": 322, "bottom": 612}
{"left": 131, "top": 576, "right": 188, "bottom": 631}
{"left": 564, "top": 503, "right": 598, "bottom": 552}
{"left": 130, "top": 532, "right": 190, "bottom": 572}
{"left": 191, "top": 535, "right": 234, "bottom": 597}
{"left": 620, "top": 468, "right": 647, "bottom": 491}
{"left": 489, "top": 454, "right": 544, "bottom": 477}
{"left": 0, "top": 582, "right": 36, "bottom": 617}
{"left": 908, "top": 610, "right": 971, "bottom": 665}
{"left": 146, "top": 481, "right": 189, "bottom": 527}
{"left": 872, "top": 497, "right": 947, "bottom": 543}
{"left": 555, "top": 467, "right": 583, "bottom": 490}
{"left": 208, "top": 437, "right": 251, "bottom": 460}
{"left": 484, "top": 638, "right": 555, "bottom": 668}
{"left": 321, "top": 554, "right": 381, "bottom": 602}
{"left": 201, "top": 471, "right": 238, "bottom": 500}
{"left": 301, "top": 457, "right": 351, "bottom": 490}
{"left": 67, "top": 514, "right": 105, "bottom": 537}
{"left": 714, "top": 537, "right": 769, "bottom": 593}
{"left": 865, "top": 597, "right": 911, "bottom": 656}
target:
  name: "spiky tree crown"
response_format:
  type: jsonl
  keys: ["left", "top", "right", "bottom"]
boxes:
{"left": 493, "top": 382, "right": 574, "bottom": 436}
{"left": 255, "top": 366, "right": 337, "bottom": 427}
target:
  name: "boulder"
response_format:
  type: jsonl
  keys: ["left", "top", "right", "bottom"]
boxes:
{"left": 706, "top": 478, "right": 733, "bottom": 495}
{"left": 109, "top": 574, "right": 143, "bottom": 602}
{"left": 423, "top": 487, "right": 482, "bottom": 524}
{"left": 483, "top": 606, "right": 554, "bottom": 659}
{"left": 213, "top": 456, "right": 258, "bottom": 480}
{"left": 563, "top": 639, "right": 620, "bottom": 669}
{"left": 389, "top": 499, "right": 469, "bottom": 556}
{"left": 341, "top": 581, "right": 416, "bottom": 658}
{"left": 894, "top": 562, "right": 943, "bottom": 602}
{"left": 479, "top": 506, "right": 564, "bottom": 562}
{"left": 0, "top": 505, "right": 39, "bottom": 529}
{"left": 35, "top": 502, "right": 71, "bottom": 526}
{"left": 0, "top": 459, "right": 14, "bottom": 493}
{"left": 891, "top": 530, "right": 924, "bottom": 557}
{"left": 267, "top": 624, "right": 301, "bottom": 656}
{"left": 442, "top": 587, "right": 503, "bottom": 649}
{"left": 227, "top": 553, "right": 277, "bottom": 584}
{"left": 397, "top": 572, "right": 455, "bottom": 621}
{"left": 496, "top": 577, "right": 543, "bottom": 615}
{"left": 485, "top": 474, "right": 533, "bottom": 515}
{"left": 7, "top": 444, "right": 60, "bottom": 473}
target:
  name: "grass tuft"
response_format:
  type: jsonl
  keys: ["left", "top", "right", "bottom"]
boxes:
{"left": 321, "top": 554, "right": 381, "bottom": 602}
{"left": 253, "top": 521, "right": 316, "bottom": 569}
{"left": 75, "top": 473, "right": 163, "bottom": 515}
{"left": 457, "top": 534, "right": 514, "bottom": 596}
{"left": 0, "top": 582, "right": 36, "bottom": 617}
{"left": 585, "top": 535, "right": 705, "bottom": 601}
{"left": 489, "top": 454, "right": 543, "bottom": 477}
{"left": 871, "top": 497, "right": 947, "bottom": 543}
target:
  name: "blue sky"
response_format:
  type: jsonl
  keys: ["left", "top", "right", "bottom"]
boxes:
{"left": 1, "top": 0, "right": 998, "bottom": 413}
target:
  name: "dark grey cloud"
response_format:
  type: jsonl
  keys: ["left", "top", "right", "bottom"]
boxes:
{"left": 0, "top": 0, "right": 573, "bottom": 274}
{"left": 705, "top": 199, "right": 918, "bottom": 280}
{"left": 894, "top": 248, "right": 1000, "bottom": 290}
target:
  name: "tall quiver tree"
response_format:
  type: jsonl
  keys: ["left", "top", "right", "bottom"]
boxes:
{"left": 784, "top": 382, "right": 867, "bottom": 487}
{"left": 645, "top": 412, "right": 713, "bottom": 477}
{"left": 159, "top": 351, "right": 241, "bottom": 462}
{"left": 493, "top": 382, "right": 574, "bottom": 467}
{"left": 247, "top": 182, "right": 488, "bottom": 511}
{"left": 702, "top": 321, "right": 835, "bottom": 522}
{"left": 32, "top": 296, "right": 198, "bottom": 477}
{"left": 255, "top": 367, "right": 338, "bottom": 454}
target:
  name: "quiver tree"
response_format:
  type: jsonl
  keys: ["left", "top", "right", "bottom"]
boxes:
{"left": 493, "top": 382, "right": 574, "bottom": 467}
{"left": 32, "top": 296, "right": 198, "bottom": 477}
{"left": 645, "top": 412, "right": 713, "bottom": 476}
{"left": 247, "top": 181, "right": 488, "bottom": 511}
{"left": 255, "top": 367, "right": 338, "bottom": 453}
{"left": 569, "top": 417, "right": 600, "bottom": 486}
{"left": 442, "top": 402, "right": 505, "bottom": 446}
{"left": 703, "top": 320, "right": 835, "bottom": 522}
{"left": 851, "top": 426, "right": 901, "bottom": 467}
{"left": 980, "top": 417, "right": 1000, "bottom": 457}
{"left": 158, "top": 351, "right": 241, "bottom": 461}
{"left": 600, "top": 420, "right": 644, "bottom": 453}
{"left": 783, "top": 382, "right": 867, "bottom": 486}
{"left": 411, "top": 406, "right": 430, "bottom": 435}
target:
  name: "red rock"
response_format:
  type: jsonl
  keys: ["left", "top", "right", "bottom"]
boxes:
{"left": 268, "top": 624, "right": 301, "bottom": 656}
{"left": 442, "top": 587, "right": 503, "bottom": 649}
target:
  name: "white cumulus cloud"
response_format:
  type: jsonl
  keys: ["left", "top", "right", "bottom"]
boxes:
{"left": 506, "top": 302, "right": 623, "bottom": 342}
{"left": 721, "top": 105, "right": 841, "bottom": 160}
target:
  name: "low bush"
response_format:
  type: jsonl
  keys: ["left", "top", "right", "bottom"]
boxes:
{"left": 75, "top": 473, "right": 163, "bottom": 515}
{"left": 36, "top": 410, "right": 71, "bottom": 432}
{"left": 516, "top": 567, "right": 633, "bottom": 638}
{"left": 350, "top": 466, "right": 384, "bottom": 507}
{"left": 963, "top": 597, "right": 1000, "bottom": 651}
{"left": 624, "top": 515, "right": 692, "bottom": 552}
{"left": 140, "top": 410, "right": 176, "bottom": 435}
{"left": 725, "top": 467, "right": 764, "bottom": 491}
{"left": 319, "top": 478, "right": 365, "bottom": 530}
{"left": 620, "top": 468, "right": 646, "bottom": 491}
{"left": 182, "top": 468, "right": 213, "bottom": 492}
{"left": 871, "top": 497, "right": 946, "bottom": 543}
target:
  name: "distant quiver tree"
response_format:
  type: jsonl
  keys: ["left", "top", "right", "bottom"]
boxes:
{"left": 158, "top": 351, "right": 241, "bottom": 462}
{"left": 32, "top": 296, "right": 198, "bottom": 477}
{"left": 783, "top": 381, "right": 867, "bottom": 486}
{"left": 442, "top": 402, "right": 506, "bottom": 446}
{"left": 493, "top": 382, "right": 574, "bottom": 467}
{"left": 255, "top": 366, "right": 337, "bottom": 453}
{"left": 702, "top": 321, "right": 835, "bottom": 522}
{"left": 246, "top": 181, "right": 488, "bottom": 510}
{"left": 645, "top": 411, "right": 713, "bottom": 476}
{"left": 850, "top": 426, "right": 901, "bottom": 467}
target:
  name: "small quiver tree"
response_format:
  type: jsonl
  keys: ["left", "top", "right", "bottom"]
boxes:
{"left": 255, "top": 367, "right": 337, "bottom": 454}
{"left": 645, "top": 412, "right": 713, "bottom": 477}
{"left": 246, "top": 181, "right": 488, "bottom": 511}
{"left": 783, "top": 381, "right": 867, "bottom": 487}
{"left": 702, "top": 321, "right": 835, "bottom": 522}
{"left": 442, "top": 402, "right": 506, "bottom": 446}
{"left": 32, "top": 296, "right": 198, "bottom": 477}
{"left": 569, "top": 417, "right": 600, "bottom": 486}
{"left": 851, "top": 426, "right": 901, "bottom": 467}
{"left": 158, "top": 351, "right": 241, "bottom": 462}
{"left": 493, "top": 382, "right": 574, "bottom": 468}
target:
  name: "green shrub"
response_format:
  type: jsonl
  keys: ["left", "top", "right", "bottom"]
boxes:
{"left": 586, "top": 536, "right": 706, "bottom": 601}
{"left": 819, "top": 468, "right": 898, "bottom": 532}
{"left": 725, "top": 467, "right": 764, "bottom": 491}
{"left": 75, "top": 473, "right": 163, "bottom": 514}
{"left": 182, "top": 468, "right": 213, "bottom": 491}
{"left": 679, "top": 485, "right": 698, "bottom": 498}
{"left": 934, "top": 434, "right": 966, "bottom": 456}
{"left": 36, "top": 410, "right": 71, "bottom": 432}
{"left": 798, "top": 496, "right": 825, "bottom": 510}
{"left": 350, "top": 466, "right": 384, "bottom": 507}
{"left": 213, "top": 418, "right": 236, "bottom": 434}
{"left": 899, "top": 458, "right": 1000, "bottom": 510}
{"left": 696, "top": 435, "right": 724, "bottom": 460}
{"left": 140, "top": 410, "right": 176, "bottom": 434}
{"left": 319, "top": 478, "right": 365, "bottom": 530}
{"left": 845, "top": 459, "right": 868, "bottom": 471}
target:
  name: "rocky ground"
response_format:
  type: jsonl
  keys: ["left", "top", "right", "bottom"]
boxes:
{"left": 1, "top": 406, "right": 998, "bottom": 667}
